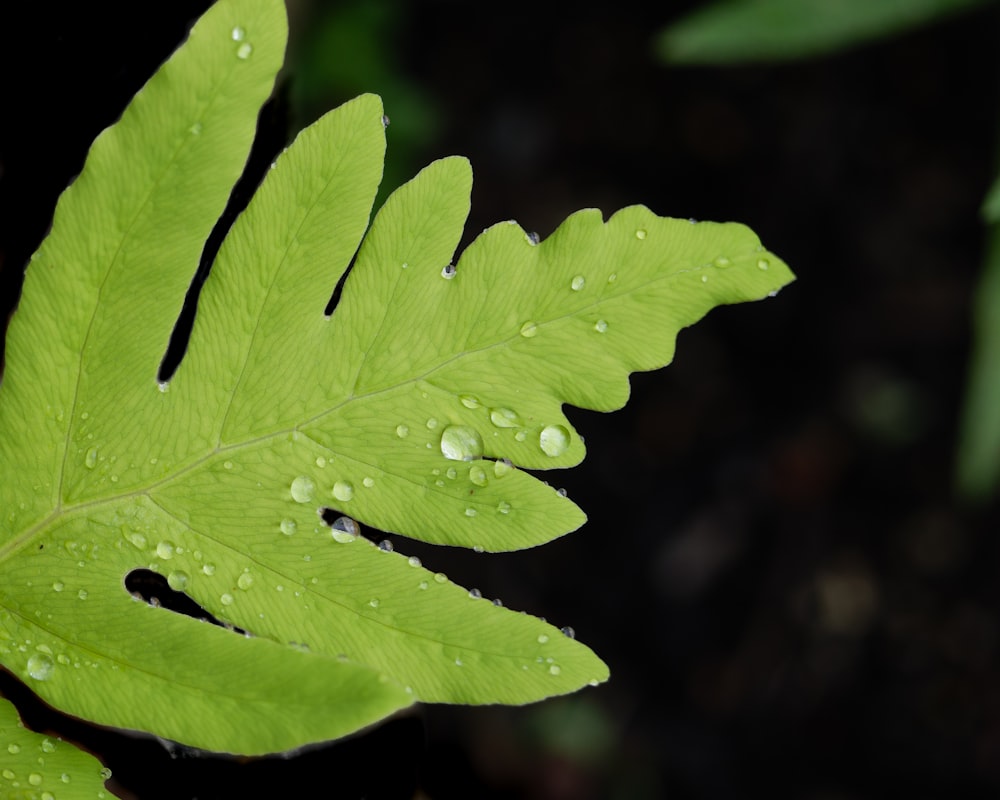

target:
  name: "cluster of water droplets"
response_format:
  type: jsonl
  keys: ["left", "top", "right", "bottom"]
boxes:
{"left": 231, "top": 25, "right": 253, "bottom": 60}
{"left": 1, "top": 730, "right": 94, "bottom": 799}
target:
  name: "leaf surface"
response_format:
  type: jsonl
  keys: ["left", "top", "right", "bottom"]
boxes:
{"left": 0, "top": 0, "right": 793, "bottom": 756}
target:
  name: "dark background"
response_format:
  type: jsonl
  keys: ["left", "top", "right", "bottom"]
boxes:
{"left": 2, "top": 1, "right": 1000, "bottom": 797}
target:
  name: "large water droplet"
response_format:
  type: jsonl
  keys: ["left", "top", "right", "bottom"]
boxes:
{"left": 408, "top": 556, "right": 421, "bottom": 567}
{"left": 519, "top": 321, "right": 539, "bottom": 338}
{"left": 237, "top": 572, "right": 254, "bottom": 590}
{"left": 571, "top": 275, "right": 586, "bottom": 291}
{"left": 27, "top": 653, "right": 54, "bottom": 681}
{"left": 156, "top": 541, "right": 175, "bottom": 560}
{"left": 489, "top": 408, "right": 519, "bottom": 428}
{"left": 539, "top": 425, "right": 570, "bottom": 457}
{"left": 280, "top": 519, "right": 297, "bottom": 536}
{"left": 332, "top": 480, "right": 354, "bottom": 502}
{"left": 440, "top": 425, "right": 484, "bottom": 461}
{"left": 85, "top": 447, "right": 98, "bottom": 469}
{"left": 468, "top": 465, "right": 488, "bottom": 487}
{"left": 290, "top": 476, "right": 315, "bottom": 503}
{"left": 331, "top": 516, "right": 358, "bottom": 543}
{"left": 378, "top": 539, "right": 394, "bottom": 552}
{"left": 167, "top": 571, "right": 189, "bottom": 591}
{"left": 549, "top": 664, "right": 561, "bottom": 675}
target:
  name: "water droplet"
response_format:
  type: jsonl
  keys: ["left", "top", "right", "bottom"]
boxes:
{"left": 362, "top": 476, "right": 375, "bottom": 488}
{"left": 237, "top": 572, "right": 254, "bottom": 590}
{"left": 378, "top": 539, "right": 394, "bottom": 552}
{"left": 426, "top": 417, "right": 439, "bottom": 430}
{"left": 27, "top": 653, "right": 54, "bottom": 680}
{"left": 418, "top": 580, "right": 429, "bottom": 590}
{"left": 537, "top": 634, "right": 549, "bottom": 644}
{"left": 713, "top": 256, "right": 731, "bottom": 268}
{"left": 332, "top": 480, "right": 354, "bottom": 502}
{"left": 635, "top": 229, "right": 647, "bottom": 240}
{"left": 236, "top": 42, "right": 253, "bottom": 59}
{"left": 2, "top": 768, "right": 14, "bottom": 778}
{"left": 489, "top": 407, "right": 519, "bottom": 428}
{"left": 401, "top": 261, "right": 409, "bottom": 269}
{"left": 519, "top": 321, "right": 538, "bottom": 338}
{"left": 369, "top": 598, "right": 380, "bottom": 608}
{"left": 757, "top": 258, "right": 770, "bottom": 270}
{"left": 77, "top": 589, "right": 88, "bottom": 600}
{"left": 440, "top": 425, "right": 484, "bottom": 461}
{"left": 464, "top": 507, "right": 477, "bottom": 517}
{"left": 167, "top": 571, "right": 189, "bottom": 591}
{"left": 231, "top": 25, "right": 246, "bottom": 40}
{"left": 549, "top": 664, "right": 561, "bottom": 675}
{"left": 7, "top": 743, "right": 20, "bottom": 754}
{"left": 434, "top": 572, "right": 448, "bottom": 584}
{"left": 41, "top": 738, "right": 56, "bottom": 753}
{"left": 607, "top": 272, "right": 618, "bottom": 283}
{"left": 84, "top": 448, "right": 98, "bottom": 469}
{"left": 539, "top": 424, "right": 570, "bottom": 457}
{"left": 701, "top": 275, "right": 709, "bottom": 283}
{"left": 493, "top": 458, "right": 513, "bottom": 477}
{"left": 514, "top": 430, "right": 527, "bottom": 442}
{"left": 381, "top": 114, "right": 391, "bottom": 128}
{"left": 290, "top": 476, "right": 315, "bottom": 503}
{"left": 526, "top": 231, "right": 541, "bottom": 245}
{"left": 594, "top": 319, "right": 608, "bottom": 333}
{"left": 446, "top": 467, "right": 458, "bottom": 479}
{"left": 473, "top": 545, "right": 484, "bottom": 553}
{"left": 570, "top": 275, "right": 586, "bottom": 291}
{"left": 441, "top": 263, "right": 456, "bottom": 279}
{"left": 220, "top": 593, "right": 234, "bottom": 605}
{"left": 202, "top": 563, "right": 216, "bottom": 576}
{"left": 155, "top": 541, "right": 175, "bottom": 560}
{"left": 189, "top": 121, "right": 202, "bottom": 135}
{"left": 61, "top": 774, "right": 70, "bottom": 783}
{"left": 315, "top": 456, "right": 327, "bottom": 468}
{"left": 469, "top": 588, "right": 482, "bottom": 599}
{"left": 459, "top": 394, "right": 480, "bottom": 409}
{"left": 468, "top": 465, "right": 488, "bottom": 486}
{"left": 396, "top": 424, "right": 410, "bottom": 438}
{"left": 556, "top": 487, "right": 568, "bottom": 497}
{"left": 52, "top": 581, "right": 64, "bottom": 592}
{"left": 497, "top": 500, "right": 511, "bottom": 514}
{"left": 280, "top": 519, "right": 297, "bottom": 536}
{"left": 331, "top": 516, "right": 358, "bottom": 543}
{"left": 28, "top": 773, "right": 42, "bottom": 786}
{"left": 493, "top": 597, "right": 504, "bottom": 607}
{"left": 157, "top": 381, "right": 170, "bottom": 393}
{"left": 408, "top": 556, "right": 422, "bottom": 567}
{"left": 561, "top": 626, "right": 576, "bottom": 639}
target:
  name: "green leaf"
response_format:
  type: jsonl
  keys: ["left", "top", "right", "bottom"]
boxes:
{"left": 0, "top": 0, "right": 793, "bottom": 759}
{"left": 657, "top": 0, "right": 994, "bottom": 64}
{"left": 0, "top": 697, "right": 111, "bottom": 798}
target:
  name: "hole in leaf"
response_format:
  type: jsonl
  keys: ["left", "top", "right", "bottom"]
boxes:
{"left": 123, "top": 569, "right": 246, "bottom": 635}
{"left": 323, "top": 250, "right": 358, "bottom": 317}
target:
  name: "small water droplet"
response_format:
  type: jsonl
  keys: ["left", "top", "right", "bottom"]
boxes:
{"left": 446, "top": 467, "right": 458, "bottom": 479}
{"left": 2, "top": 768, "right": 14, "bottom": 778}
{"left": 418, "top": 580, "right": 429, "bottom": 590}
{"left": 27, "top": 653, "right": 54, "bottom": 680}
{"left": 459, "top": 394, "right": 480, "bottom": 409}
{"left": 236, "top": 42, "right": 253, "bottom": 59}
{"left": 7, "top": 743, "right": 20, "bottom": 754}
{"left": 607, "top": 272, "right": 618, "bottom": 283}
{"left": 77, "top": 589, "right": 88, "bottom": 600}
{"left": 202, "top": 563, "right": 216, "bottom": 576}
{"left": 713, "top": 256, "right": 731, "bottom": 268}
{"left": 167, "top": 571, "right": 189, "bottom": 591}
{"left": 396, "top": 424, "right": 410, "bottom": 438}
{"left": 440, "top": 425, "right": 484, "bottom": 461}
{"left": 561, "top": 626, "right": 576, "bottom": 639}
{"left": 189, "top": 121, "right": 202, "bottom": 135}
{"left": 519, "top": 321, "right": 538, "bottom": 338}
{"left": 236, "top": 571, "right": 253, "bottom": 590}
{"left": 220, "top": 593, "right": 234, "bottom": 606}
{"left": 594, "top": 319, "right": 608, "bottom": 333}
{"left": 539, "top": 424, "right": 570, "bottom": 457}
{"left": 537, "top": 634, "right": 549, "bottom": 644}
{"left": 381, "top": 114, "right": 391, "bottom": 128}
{"left": 493, "top": 458, "right": 513, "bottom": 477}
{"left": 84, "top": 448, "right": 98, "bottom": 469}
{"left": 362, "top": 476, "right": 375, "bottom": 488}
{"left": 526, "top": 231, "right": 541, "bottom": 245}
{"left": 408, "top": 556, "right": 422, "bottom": 567}
{"left": 290, "top": 476, "right": 315, "bottom": 503}
{"left": 401, "top": 261, "right": 409, "bottom": 269}
{"left": 441, "top": 263, "right": 456, "bottom": 279}
{"left": 231, "top": 25, "right": 246, "bottom": 41}
{"left": 757, "top": 258, "right": 770, "bottom": 270}
{"left": 497, "top": 500, "right": 511, "bottom": 514}
{"left": 434, "top": 572, "right": 448, "bottom": 584}
{"left": 156, "top": 541, "right": 175, "bottom": 560}
{"left": 52, "top": 581, "right": 64, "bottom": 592}
{"left": 469, "top": 588, "right": 482, "bottom": 599}
{"left": 492, "top": 597, "right": 504, "bottom": 607}
{"left": 315, "top": 456, "right": 327, "bottom": 468}
{"left": 468, "top": 465, "right": 488, "bottom": 487}
{"left": 332, "top": 480, "right": 354, "bottom": 502}
{"left": 489, "top": 408, "right": 519, "bottom": 428}
{"left": 426, "top": 417, "right": 439, "bottom": 430}
{"left": 223, "top": 460, "right": 233, "bottom": 470}
{"left": 378, "top": 539, "right": 394, "bottom": 552}
{"left": 61, "top": 774, "right": 70, "bottom": 783}
{"left": 280, "top": 518, "right": 297, "bottom": 536}
{"left": 157, "top": 381, "right": 170, "bottom": 393}
{"left": 28, "top": 773, "right": 42, "bottom": 786}
{"left": 514, "top": 429, "right": 527, "bottom": 442}
{"left": 41, "top": 738, "right": 56, "bottom": 753}
{"left": 635, "top": 229, "right": 647, "bottom": 240}
{"left": 570, "top": 275, "right": 586, "bottom": 291}
{"left": 331, "top": 516, "right": 358, "bottom": 542}
{"left": 369, "top": 598, "right": 380, "bottom": 608}
{"left": 701, "top": 275, "right": 709, "bottom": 283}
{"left": 464, "top": 507, "right": 477, "bottom": 517}
{"left": 549, "top": 664, "right": 561, "bottom": 675}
